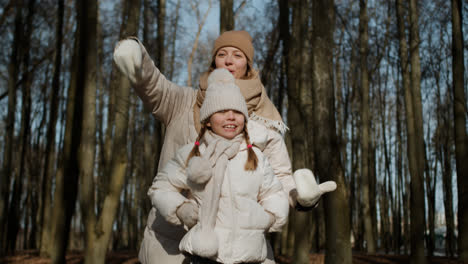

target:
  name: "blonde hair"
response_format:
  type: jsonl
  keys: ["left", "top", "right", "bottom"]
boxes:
{"left": 186, "top": 123, "right": 258, "bottom": 171}
{"left": 243, "top": 125, "right": 258, "bottom": 171}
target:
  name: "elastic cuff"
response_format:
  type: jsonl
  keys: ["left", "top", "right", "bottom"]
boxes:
{"left": 295, "top": 200, "right": 318, "bottom": 212}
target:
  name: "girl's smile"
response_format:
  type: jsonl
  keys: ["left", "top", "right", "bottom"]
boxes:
{"left": 207, "top": 110, "right": 245, "bottom": 139}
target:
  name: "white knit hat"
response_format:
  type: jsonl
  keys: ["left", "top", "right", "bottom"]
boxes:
{"left": 200, "top": 68, "right": 248, "bottom": 123}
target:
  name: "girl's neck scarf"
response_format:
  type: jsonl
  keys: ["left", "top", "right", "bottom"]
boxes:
{"left": 187, "top": 131, "right": 243, "bottom": 258}
{"left": 193, "top": 71, "right": 288, "bottom": 134}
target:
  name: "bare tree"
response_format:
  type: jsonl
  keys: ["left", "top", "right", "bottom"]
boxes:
{"left": 358, "top": 0, "right": 376, "bottom": 253}
{"left": 0, "top": 0, "right": 23, "bottom": 253}
{"left": 187, "top": 0, "right": 212, "bottom": 87}
{"left": 286, "top": 0, "right": 313, "bottom": 262}
{"left": 156, "top": 0, "right": 166, "bottom": 72}
{"left": 451, "top": 0, "right": 468, "bottom": 260}
{"left": 220, "top": 0, "right": 234, "bottom": 33}
{"left": 50, "top": 0, "right": 86, "bottom": 262}
{"left": 39, "top": 0, "right": 64, "bottom": 256}
{"left": 80, "top": 0, "right": 140, "bottom": 262}
{"left": 312, "top": 0, "right": 351, "bottom": 263}
{"left": 6, "top": 0, "right": 36, "bottom": 253}
{"left": 396, "top": 0, "right": 427, "bottom": 262}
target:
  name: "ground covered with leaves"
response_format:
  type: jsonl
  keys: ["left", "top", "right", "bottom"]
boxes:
{"left": 0, "top": 250, "right": 463, "bottom": 264}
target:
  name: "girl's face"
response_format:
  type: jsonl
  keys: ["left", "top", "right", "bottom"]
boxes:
{"left": 214, "top": 47, "right": 248, "bottom": 79}
{"left": 207, "top": 110, "right": 245, "bottom": 139}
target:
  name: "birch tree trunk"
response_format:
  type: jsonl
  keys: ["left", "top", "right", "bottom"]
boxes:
{"left": 451, "top": 0, "right": 468, "bottom": 260}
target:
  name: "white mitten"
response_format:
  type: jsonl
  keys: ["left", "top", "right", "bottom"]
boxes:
{"left": 187, "top": 156, "right": 212, "bottom": 184}
{"left": 293, "top": 168, "right": 337, "bottom": 207}
{"left": 186, "top": 140, "right": 221, "bottom": 184}
{"left": 113, "top": 39, "right": 143, "bottom": 85}
{"left": 176, "top": 201, "right": 199, "bottom": 229}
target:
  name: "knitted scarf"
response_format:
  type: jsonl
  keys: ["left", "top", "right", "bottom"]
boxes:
{"left": 193, "top": 71, "right": 288, "bottom": 134}
{"left": 186, "top": 131, "right": 243, "bottom": 258}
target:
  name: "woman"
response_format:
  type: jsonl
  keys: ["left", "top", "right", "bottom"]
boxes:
{"left": 113, "top": 30, "right": 335, "bottom": 264}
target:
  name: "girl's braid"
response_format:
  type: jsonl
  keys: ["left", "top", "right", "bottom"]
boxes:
{"left": 243, "top": 125, "right": 258, "bottom": 171}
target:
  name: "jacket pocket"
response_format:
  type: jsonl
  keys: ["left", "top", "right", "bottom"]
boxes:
{"left": 237, "top": 199, "right": 271, "bottom": 230}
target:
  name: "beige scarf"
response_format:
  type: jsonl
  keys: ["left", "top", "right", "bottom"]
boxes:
{"left": 193, "top": 71, "right": 288, "bottom": 134}
{"left": 186, "top": 131, "right": 243, "bottom": 258}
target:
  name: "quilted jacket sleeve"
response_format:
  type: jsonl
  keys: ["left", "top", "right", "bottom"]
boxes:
{"left": 262, "top": 129, "right": 297, "bottom": 207}
{"left": 257, "top": 154, "right": 289, "bottom": 232}
{"left": 148, "top": 145, "right": 192, "bottom": 226}
{"left": 122, "top": 37, "right": 195, "bottom": 126}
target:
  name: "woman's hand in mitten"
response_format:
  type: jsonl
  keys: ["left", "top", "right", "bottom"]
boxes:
{"left": 293, "top": 168, "right": 337, "bottom": 208}
{"left": 113, "top": 38, "right": 143, "bottom": 85}
{"left": 176, "top": 201, "right": 199, "bottom": 229}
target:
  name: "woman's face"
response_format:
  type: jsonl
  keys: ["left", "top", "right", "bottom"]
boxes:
{"left": 207, "top": 110, "right": 245, "bottom": 139}
{"left": 214, "top": 47, "right": 248, "bottom": 79}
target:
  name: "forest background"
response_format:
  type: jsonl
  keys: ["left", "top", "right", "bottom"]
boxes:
{"left": 0, "top": 0, "right": 467, "bottom": 264}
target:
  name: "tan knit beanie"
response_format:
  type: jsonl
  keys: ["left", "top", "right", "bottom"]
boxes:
{"left": 212, "top": 30, "right": 254, "bottom": 62}
{"left": 200, "top": 68, "right": 248, "bottom": 123}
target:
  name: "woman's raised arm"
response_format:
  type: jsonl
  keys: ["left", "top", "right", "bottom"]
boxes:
{"left": 113, "top": 37, "right": 195, "bottom": 125}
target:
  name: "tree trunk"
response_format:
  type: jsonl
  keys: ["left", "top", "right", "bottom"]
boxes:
{"left": 50, "top": 0, "right": 84, "bottom": 262}
{"left": 312, "top": 0, "right": 351, "bottom": 263}
{"left": 440, "top": 116, "right": 455, "bottom": 257}
{"left": 219, "top": 0, "right": 234, "bottom": 33}
{"left": 81, "top": 0, "right": 140, "bottom": 262}
{"left": 396, "top": 0, "right": 426, "bottom": 262}
{"left": 6, "top": 0, "right": 35, "bottom": 253}
{"left": 39, "top": 0, "right": 64, "bottom": 256}
{"left": 408, "top": 0, "right": 427, "bottom": 262}
{"left": 286, "top": 1, "right": 313, "bottom": 261}
{"left": 167, "top": 0, "right": 181, "bottom": 80}
{"left": 425, "top": 149, "right": 436, "bottom": 257}
{"left": 156, "top": 0, "right": 166, "bottom": 72}
{"left": 451, "top": 0, "right": 468, "bottom": 260}
{"left": 358, "top": 0, "right": 375, "bottom": 253}
{"left": 0, "top": 1, "right": 23, "bottom": 253}
{"left": 187, "top": 0, "right": 212, "bottom": 87}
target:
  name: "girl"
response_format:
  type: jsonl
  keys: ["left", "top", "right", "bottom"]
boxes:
{"left": 150, "top": 69, "right": 289, "bottom": 264}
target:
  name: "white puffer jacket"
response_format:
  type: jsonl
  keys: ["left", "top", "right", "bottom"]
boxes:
{"left": 149, "top": 131, "right": 289, "bottom": 263}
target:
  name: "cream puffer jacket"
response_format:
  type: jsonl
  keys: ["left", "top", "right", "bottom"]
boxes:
{"left": 150, "top": 137, "right": 289, "bottom": 264}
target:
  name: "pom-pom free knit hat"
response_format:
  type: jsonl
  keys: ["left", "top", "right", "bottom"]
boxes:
{"left": 212, "top": 30, "right": 254, "bottom": 62}
{"left": 200, "top": 68, "right": 249, "bottom": 123}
